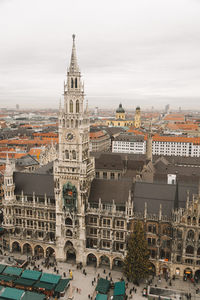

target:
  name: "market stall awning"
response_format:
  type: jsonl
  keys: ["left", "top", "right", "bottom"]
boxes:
{"left": 34, "top": 281, "right": 56, "bottom": 291}
{"left": 95, "top": 278, "right": 110, "bottom": 294}
{"left": 40, "top": 272, "right": 61, "bottom": 284}
{"left": 3, "top": 267, "right": 22, "bottom": 277}
{"left": 114, "top": 281, "right": 125, "bottom": 296}
{"left": 0, "top": 287, "right": 25, "bottom": 300}
{"left": 21, "top": 270, "right": 41, "bottom": 281}
{"left": 14, "top": 278, "right": 36, "bottom": 287}
{"left": 0, "top": 274, "right": 16, "bottom": 282}
{"left": 55, "top": 279, "right": 70, "bottom": 293}
{"left": 21, "top": 291, "right": 46, "bottom": 300}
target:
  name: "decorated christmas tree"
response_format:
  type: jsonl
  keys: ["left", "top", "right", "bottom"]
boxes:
{"left": 124, "top": 221, "right": 150, "bottom": 284}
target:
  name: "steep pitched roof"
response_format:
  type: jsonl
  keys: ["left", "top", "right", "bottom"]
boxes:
{"left": 13, "top": 172, "right": 54, "bottom": 198}
{"left": 95, "top": 153, "right": 124, "bottom": 170}
{"left": 133, "top": 182, "right": 197, "bottom": 217}
{"left": 16, "top": 154, "right": 39, "bottom": 167}
{"left": 88, "top": 178, "right": 133, "bottom": 205}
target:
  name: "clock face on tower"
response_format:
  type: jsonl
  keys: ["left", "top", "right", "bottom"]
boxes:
{"left": 66, "top": 132, "right": 74, "bottom": 141}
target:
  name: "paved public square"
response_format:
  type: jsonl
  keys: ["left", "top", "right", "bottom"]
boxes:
{"left": 1, "top": 253, "right": 200, "bottom": 299}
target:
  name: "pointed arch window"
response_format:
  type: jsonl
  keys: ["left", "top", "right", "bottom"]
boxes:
{"left": 71, "top": 78, "right": 73, "bottom": 88}
{"left": 75, "top": 78, "right": 78, "bottom": 88}
{"left": 65, "top": 150, "right": 69, "bottom": 159}
{"left": 72, "top": 150, "right": 76, "bottom": 160}
{"left": 70, "top": 100, "right": 73, "bottom": 113}
{"left": 76, "top": 100, "right": 79, "bottom": 113}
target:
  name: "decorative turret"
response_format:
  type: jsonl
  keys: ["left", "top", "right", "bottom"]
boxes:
{"left": 4, "top": 154, "right": 15, "bottom": 201}
{"left": 3, "top": 155, "right": 15, "bottom": 230}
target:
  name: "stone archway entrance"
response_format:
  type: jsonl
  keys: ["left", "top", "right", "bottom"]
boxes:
{"left": 160, "top": 265, "right": 170, "bottom": 278}
{"left": 112, "top": 257, "right": 124, "bottom": 270}
{"left": 99, "top": 255, "right": 110, "bottom": 268}
{"left": 184, "top": 268, "right": 193, "bottom": 279}
{"left": 23, "top": 243, "right": 32, "bottom": 255}
{"left": 87, "top": 253, "right": 97, "bottom": 266}
{"left": 46, "top": 247, "right": 55, "bottom": 258}
{"left": 12, "top": 242, "right": 21, "bottom": 253}
{"left": 65, "top": 241, "right": 76, "bottom": 263}
{"left": 34, "top": 245, "right": 44, "bottom": 258}
{"left": 195, "top": 270, "right": 200, "bottom": 281}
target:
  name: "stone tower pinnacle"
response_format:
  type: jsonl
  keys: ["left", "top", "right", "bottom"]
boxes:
{"left": 69, "top": 34, "right": 79, "bottom": 73}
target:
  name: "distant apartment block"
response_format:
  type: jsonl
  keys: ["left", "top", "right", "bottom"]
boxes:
{"left": 112, "top": 134, "right": 146, "bottom": 154}
{"left": 112, "top": 133, "right": 200, "bottom": 157}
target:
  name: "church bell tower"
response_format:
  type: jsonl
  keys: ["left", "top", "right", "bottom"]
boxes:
{"left": 54, "top": 35, "right": 95, "bottom": 263}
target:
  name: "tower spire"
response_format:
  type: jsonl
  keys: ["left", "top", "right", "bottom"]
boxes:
{"left": 69, "top": 34, "right": 79, "bottom": 73}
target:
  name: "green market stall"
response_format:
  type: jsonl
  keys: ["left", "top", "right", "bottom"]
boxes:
{"left": 54, "top": 278, "right": 70, "bottom": 297}
{"left": 3, "top": 267, "right": 22, "bottom": 278}
{"left": 95, "top": 278, "right": 110, "bottom": 294}
{"left": 21, "top": 291, "right": 46, "bottom": 300}
{"left": 0, "top": 287, "right": 24, "bottom": 300}
{"left": 114, "top": 281, "right": 125, "bottom": 296}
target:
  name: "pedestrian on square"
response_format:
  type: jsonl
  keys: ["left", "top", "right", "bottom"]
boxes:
{"left": 103, "top": 269, "right": 106, "bottom": 274}
{"left": 94, "top": 277, "right": 96, "bottom": 282}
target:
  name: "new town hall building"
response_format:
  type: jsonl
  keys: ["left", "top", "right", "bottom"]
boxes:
{"left": 3, "top": 36, "right": 200, "bottom": 279}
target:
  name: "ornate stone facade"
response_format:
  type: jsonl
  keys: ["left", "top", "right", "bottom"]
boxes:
{"left": 2, "top": 36, "right": 200, "bottom": 279}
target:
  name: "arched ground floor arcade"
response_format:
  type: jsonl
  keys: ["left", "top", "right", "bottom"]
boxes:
{"left": 9, "top": 239, "right": 56, "bottom": 259}
{"left": 9, "top": 239, "right": 200, "bottom": 278}
{"left": 85, "top": 251, "right": 124, "bottom": 270}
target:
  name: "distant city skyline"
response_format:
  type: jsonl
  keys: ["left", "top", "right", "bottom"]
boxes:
{"left": 0, "top": 0, "right": 200, "bottom": 109}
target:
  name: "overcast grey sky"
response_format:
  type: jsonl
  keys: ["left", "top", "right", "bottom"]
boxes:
{"left": 0, "top": 0, "right": 200, "bottom": 110}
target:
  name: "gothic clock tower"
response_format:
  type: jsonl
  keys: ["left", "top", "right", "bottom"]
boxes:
{"left": 54, "top": 35, "right": 95, "bottom": 263}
